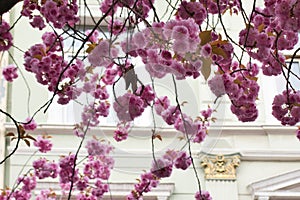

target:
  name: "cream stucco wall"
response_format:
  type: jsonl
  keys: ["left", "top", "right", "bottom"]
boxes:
{"left": 4, "top": 124, "right": 300, "bottom": 199}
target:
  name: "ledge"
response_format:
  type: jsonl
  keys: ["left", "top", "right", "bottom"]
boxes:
{"left": 35, "top": 181, "right": 175, "bottom": 199}
{"left": 248, "top": 169, "right": 300, "bottom": 199}
{"left": 4, "top": 123, "right": 298, "bottom": 137}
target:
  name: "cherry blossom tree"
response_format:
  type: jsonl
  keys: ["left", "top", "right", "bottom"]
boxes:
{"left": 0, "top": 0, "right": 300, "bottom": 199}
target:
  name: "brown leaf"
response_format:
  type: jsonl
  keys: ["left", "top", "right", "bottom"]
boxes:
{"left": 177, "top": 136, "right": 185, "bottom": 141}
{"left": 86, "top": 66, "right": 95, "bottom": 74}
{"left": 211, "top": 117, "right": 217, "bottom": 122}
{"left": 181, "top": 101, "right": 188, "bottom": 106}
{"left": 92, "top": 135, "right": 98, "bottom": 140}
{"left": 199, "top": 30, "right": 212, "bottom": 46}
{"left": 267, "top": 32, "right": 275, "bottom": 37}
{"left": 24, "top": 139, "right": 31, "bottom": 147}
{"left": 25, "top": 134, "right": 36, "bottom": 141}
{"left": 212, "top": 46, "right": 228, "bottom": 59}
{"left": 5, "top": 132, "right": 15, "bottom": 137}
{"left": 86, "top": 43, "right": 97, "bottom": 53}
{"left": 33, "top": 54, "right": 43, "bottom": 60}
{"left": 257, "top": 24, "right": 265, "bottom": 33}
{"left": 18, "top": 125, "right": 26, "bottom": 136}
{"left": 245, "top": 23, "right": 254, "bottom": 30}
{"left": 233, "top": 78, "right": 242, "bottom": 84}
{"left": 153, "top": 134, "right": 162, "bottom": 141}
{"left": 210, "top": 39, "right": 228, "bottom": 47}
{"left": 200, "top": 57, "right": 212, "bottom": 81}
{"left": 245, "top": 75, "right": 258, "bottom": 82}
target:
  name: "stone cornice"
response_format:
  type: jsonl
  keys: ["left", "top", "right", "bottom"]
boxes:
{"left": 4, "top": 123, "right": 297, "bottom": 136}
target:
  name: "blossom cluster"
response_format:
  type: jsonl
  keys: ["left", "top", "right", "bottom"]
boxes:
{"left": 1, "top": 138, "right": 114, "bottom": 200}
{"left": 0, "top": 174, "right": 37, "bottom": 200}
{"left": 88, "top": 39, "right": 119, "bottom": 67}
{"left": 114, "top": 122, "right": 132, "bottom": 142}
{"left": 76, "top": 139, "right": 114, "bottom": 199}
{"left": 100, "top": 0, "right": 154, "bottom": 20}
{"left": 59, "top": 154, "right": 79, "bottom": 184}
{"left": 127, "top": 172, "right": 159, "bottom": 200}
{"left": 238, "top": 0, "right": 300, "bottom": 77}
{"left": 33, "top": 135, "right": 53, "bottom": 153}
{"left": 177, "top": 1, "right": 207, "bottom": 25}
{"left": 127, "top": 150, "right": 192, "bottom": 199}
{"left": 113, "top": 85, "right": 155, "bottom": 122}
{"left": 208, "top": 61, "right": 260, "bottom": 122}
{"left": 154, "top": 96, "right": 211, "bottom": 143}
{"left": 24, "top": 31, "right": 84, "bottom": 105}
{"left": 199, "top": 0, "right": 241, "bottom": 14}
{"left": 33, "top": 158, "right": 58, "bottom": 179}
{"left": 22, "top": 0, "right": 79, "bottom": 29}
{"left": 0, "top": 19, "right": 13, "bottom": 51}
{"left": 121, "top": 19, "right": 204, "bottom": 80}
{"left": 36, "top": 189, "right": 56, "bottom": 200}
{"left": 14, "top": 175, "right": 36, "bottom": 200}
{"left": 23, "top": 117, "right": 37, "bottom": 131}
{"left": 2, "top": 65, "right": 18, "bottom": 82}
{"left": 151, "top": 150, "right": 192, "bottom": 178}
{"left": 272, "top": 90, "right": 300, "bottom": 126}
{"left": 195, "top": 190, "right": 213, "bottom": 200}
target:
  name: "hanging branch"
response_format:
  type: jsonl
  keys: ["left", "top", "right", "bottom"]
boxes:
{"left": 0, "top": 109, "right": 20, "bottom": 165}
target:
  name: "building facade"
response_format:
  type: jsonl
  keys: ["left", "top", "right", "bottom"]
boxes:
{"left": 2, "top": 1, "right": 300, "bottom": 200}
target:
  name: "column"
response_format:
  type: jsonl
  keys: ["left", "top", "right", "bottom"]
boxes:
{"left": 201, "top": 154, "right": 241, "bottom": 200}
{"left": 0, "top": 14, "right": 9, "bottom": 188}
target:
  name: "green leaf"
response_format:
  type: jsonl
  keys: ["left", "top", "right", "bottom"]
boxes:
{"left": 201, "top": 57, "right": 212, "bottom": 81}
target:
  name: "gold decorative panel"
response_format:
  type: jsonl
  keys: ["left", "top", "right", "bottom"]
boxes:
{"left": 201, "top": 154, "right": 240, "bottom": 180}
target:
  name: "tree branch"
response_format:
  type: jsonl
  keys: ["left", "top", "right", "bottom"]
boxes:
{"left": 0, "top": 0, "right": 22, "bottom": 15}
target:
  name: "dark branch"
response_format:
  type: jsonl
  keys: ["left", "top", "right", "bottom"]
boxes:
{"left": 0, "top": 0, "right": 22, "bottom": 15}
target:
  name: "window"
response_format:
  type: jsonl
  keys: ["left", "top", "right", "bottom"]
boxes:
{"left": 46, "top": 25, "right": 155, "bottom": 126}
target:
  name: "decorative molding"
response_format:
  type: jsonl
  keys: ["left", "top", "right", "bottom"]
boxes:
{"left": 4, "top": 123, "right": 179, "bottom": 138}
{"left": 34, "top": 181, "right": 175, "bottom": 199}
{"left": 4, "top": 123, "right": 298, "bottom": 136}
{"left": 200, "top": 149, "right": 300, "bottom": 161}
{"left": 201, "top": 154, "right": 240, "bottom": 180}
{"left": 248, "top": 169, "right": 300, "bottom": 199}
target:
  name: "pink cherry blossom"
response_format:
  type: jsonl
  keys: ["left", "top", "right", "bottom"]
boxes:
{"left": 33, "top": 158, "right": 58, "bottom": 179}
{"left": 151, "top": 158, "right": 173, "bottom": 178}
{"left": 2, "top": 65, "right": 18, "bottom": 82}
{"left": 195, "top": 190, "right": 212, "bottom": 200}
{"left": 23, "top": 117, "right": 37, "bottom": 131}
{"left": 113, "top": 92, "right": 145, "bottom": 122}
{"left": 114, "top": 122, "right": 131, "bottom": 142}
{"left": 0, "top": 19, "right": 13, "bottom": 51}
